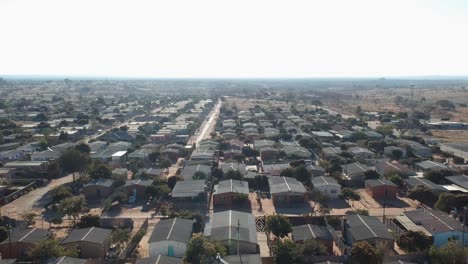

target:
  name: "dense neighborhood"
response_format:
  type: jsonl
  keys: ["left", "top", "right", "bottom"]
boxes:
{"left": 0, "top": 79, "right": 467, "bottom": 264}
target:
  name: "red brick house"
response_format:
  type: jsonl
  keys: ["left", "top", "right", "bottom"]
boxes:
{"left": 124, "top": 179, "right": 153, "bottom": 200}
{"left": 0, "top": 228, "right": 50, "bottom": 259}
{"left": 365, "top": 179, "right": 398, "bottom": 200}
{"left": 82, "top": 179, "right": 114, "bottom": 200}
{"left": 213, "top": 179, "right": 249, "bottom": 207}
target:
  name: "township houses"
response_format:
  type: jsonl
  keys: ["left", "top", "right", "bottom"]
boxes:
{"left": 227, "top": 139, "right": 244, "bottom": 150}
{"left": 414, "top": 160, "right": 450, "bottom": 172}
{"left": 306, "top": 164, "right": 326, "bottom": 177}
{"left": 311, "top": 176, "right": 341, "bottom": 199}
{"left": 348, "top": 147, "right": 375, "bottom": 160}
{"left": 396, "top": 140, "right": 432, "bottom": 158}
{"left": 365, "top": 179, "right": 398, "bottom": 200}
{"left": 148, "top": 218, "right": 193, "bottom": 258}
{"left": 223, "top": 149, "right": 242, "bottom": 160}
{"left": 220, "top": 162, "right": 246, "bottom": 176}
{"left": 124, "top": 179, "right": 153, "bottom": 201}
{"left": 268, "top": 176, "right": 307, "bottom": 205}
{"left": 170, "top": 180, "right": 207, "bottom": 201}
{"left": 342, "top": 162, "right": 370, "bottom": 181}
{"left": 0, "top": 228, "right": 50, "bottom": 259}
{"left": 384, "top": 146, "right": 407, "bottom": 159}
{"left": 292, "top": 224, "right": 334, "bottom": 253}
{"left": 445, "top": 175, "right": 468, "bottom": 192}
{"left": 282, "top": 145, "right": 311, "bottom": 159}
{"left": 61, "top": 227, "right": 112, "bottom": 259}
{"left": 404, "top": 209, "right": 468, "bottom": 247}
{"left": 375, "top": 161, "right": 415, "bottom": 177}
{"left": 204, "top": 210, "right": 258, "bottom": 255}
{"left": 404, "top": 177, "right": 446, "bottom": 193}
{"left": 128, "top": 148, "right": 153, "bottom": 162}
{"left": 82, "top": 179, "right": 114, "bottom": 200}
{"left": 344, "top": 214, "right": 394, "bottom": 250}
{"left": 213, "top": 179, "right": 249, "bottom": 207}
{"left": 136, "top": 256, "right": 182, "bottom": 264}
{"left": 189, "top": 149, "right": 214, "bottom": 164}
{"left": 262, "top": 163, "right": 290, "bottom": 176}
{"left": 321, "top": 147, "right": 343, "bottom": 160}
{"left": 440, "top": 142, "right": 468, "bottom": 163}
{"left": 2, "top": 161, "right": 49, "bottom": 182}
{"left": 179, "top": 164, "right": 211, "bottom": 181}
{"left": 160, "top": 148, "right": 181, "bottom": 163}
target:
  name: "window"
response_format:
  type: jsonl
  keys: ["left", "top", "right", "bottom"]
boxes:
{"left": 331, "top": 190, "right": 337, "bottom": 193}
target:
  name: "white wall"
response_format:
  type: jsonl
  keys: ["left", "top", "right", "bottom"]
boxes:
{"left": 149, "top": 240, "right": 187, "bottom": 258}
{"left": 316, "top": 185, "right": 341, "bottom": 199}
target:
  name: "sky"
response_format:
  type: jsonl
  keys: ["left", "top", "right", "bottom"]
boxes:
{"left": 1, "top": 0, "right": 468, "bottom": 78}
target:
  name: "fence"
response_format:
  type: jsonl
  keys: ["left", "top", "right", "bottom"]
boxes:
{"left": 117, "top": 218, "right": 149, "bottom": 262}
{"left": 0, "top": 180, "right": 40, "bottom": 206}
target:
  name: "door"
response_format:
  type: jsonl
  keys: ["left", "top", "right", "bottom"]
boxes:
{"left": 168, "top": 245, "right": 174, "bottom": 257}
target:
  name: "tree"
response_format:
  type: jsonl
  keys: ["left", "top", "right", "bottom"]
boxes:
{"left": 224, "top": 170, "right": 242, "bottom": 180}
{"left": 78, "top": 214, "right": 101, "bottom": 228}
{"left": 110, "top": 228, "right": 131, "bottom": 252}
{"left": 407, "top": 185, "right": 438, "bottom": 206}
{"left": 375, "top": 125, "right": 394, "bottom": 137}
{"left": 351, "top": 241, "right": 383, "bottom": 264}
{"left": 364, "top": 170, "right": 380, "bottom": 180}
{"left": 390, "top": 149, "right": 403, "bottom": 160}
{"left": 424, "top": 169, "right": 453, "bottom": 184}
{"left": 28, "top": 239, "right": 77, "bottom": 264}
{"left": 300, "top": 238, "right": 327, "bottom": 262}
{"left": 148, "top": 151, "right": 160, "bottom": 163}
{"left": 89, "top": 162, "right": 112, "bottom": 180}
{"left": 429, "top": 241, "right": 468, "bottom": 264}
{"left": 272, "top": 239, "right": 300, "bottom": 264}
{"left": 436, "top": 99, "right": 456, "bottom": 111}
{"left": 339, "top": 188, "right": 361, "bottom": 204}
{"left": 158, "top": 159, "right": 172, "bottom": 169}
{"left": 266, "top": 214, "right": 292, "bottom": 238}
{"left": 388, "top": 174, "right": 403, "bottom": 188}
{"left": 74, "top": 143, "right": 91, "bottom": 154}
{"left": 435, "top": 192, "right": 468, "bottom": 213}
{"left": 294, "top": 165, "right": 311, "bottom": 183}
{"left": 185, "top": 233, "right": 226, "bottom": 264}
{"left": 59, "top": 149, "right": 89, "bottom": 183}
{"left": 193, "top": 171, "right": 207, "bottom": 180}
{"left": 57, "top": 196, "right": 86, "bottom": 223}
{"left": 397, "top": 230, "right": 432, "bottom": 253}
{"left": 36, "top": 112, "right": 48, "bottom": 122}
{"left": 167, "top": 176, "right": 180, "bottom": 190}
{"left": 355, "top": 105, "right": 363, "bottom": 116}
{"left": 51, "top": 185, "right": 73, "bottom": 204}
{"left": 0, "top": 226, "right": 8, "bottom": 242}
{"left": 22, "top": 212, "right": 37, "bottom": 226}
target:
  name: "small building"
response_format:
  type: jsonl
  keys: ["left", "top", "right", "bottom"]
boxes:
{"left": 136, "top": 256, "right": 182, "bottom": 264}
{"left": 375, "top": 161, "right": 415, "bottom": 177}
{"left": 222, "top": 254, "right": 262, "bottom": 264}
{"left": 0, "top": 228, "right": 50, "bottom": 259}
{"left": 171, "top": 180, "right": 206, "bottom": 201}
{"left": 306, "top": 164, "right": 326, "bottom": 177}
{"left": 292, "top": 224, "right": 334, "bottom": 253}
{"left": 312, "top": 176, "right": 341, "bottom": 199}
{"left": 268, "top": 176, "right": 307, "bottom": 205}
{"left": 179, "top": 164, "right": 211, "bottom": 181}
{"left": 262, "top": 163, "right": 290, "bottom": 176}
{"left": 342, "top": 162, "right": 370, "bottom": 181}
{"left": 365, "top": 179, "right": 398, "bottom": 200}
{"left": 82, "top": 179, "right": 114, "bottom": 200}
{"left": 344, "top": 214, "right": 394, "bottom": 249}
{"left": 404, "top": 177, "right": 446, "bottom": 193}
{"left": 213, "top": 179, "right": 249, "bottom": 207}
{"left": 204, "top": 210, "right": 258, "bottom": 254}
{"left": 219, "top": 162, "right": 246, "bottom": 177}
{"left": 223, "top": 149, "right": 242, "bottom": 160}
{"left": 124, "top": 179, "right": 153, "bottom": 201}
{"left": 258, "top": 147, "right": 280, "bottom": 161}
{"left": 61, "top": 227, "right": 112, "bottom": 259}
{"left": 440, "top": 142, "right": 468, "bottom": 163}
{"left": 445, "top": 175, "right": 468, "bottom": 190}
{"left": 414, "top": 160, "right": 449, "bottom": 172}
{"left": 349, "top": 147, "right": 375, "bottom": 160}
{"left": 148, "top": 218, "right": 193, "bottom": 258}
{"left": 384, "top": 146, "right": 407, "bottom": 159}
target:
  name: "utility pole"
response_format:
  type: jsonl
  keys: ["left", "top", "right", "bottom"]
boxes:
{"left": 237, "top": 219, "right": 240, "bottom": 256}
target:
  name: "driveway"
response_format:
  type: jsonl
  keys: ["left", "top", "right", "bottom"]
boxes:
{"left": 1, "top": 174, "right": 74, "bottom": 219}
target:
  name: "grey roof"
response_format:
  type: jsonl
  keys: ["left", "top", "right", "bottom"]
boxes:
{"left": 445, "top": 175, "right": 468, "bottom": 189}
{"left": 415, "top": 160, "right": 448, "bottom": 170}
{"left": 148, "top": 218, "right": 193, "bottom": 244}
{"left": 0, "top": 228, "right": 49, "bottom": 244}
{"left": 220, "top": 162, "right": 246, "bottom": 175}
{"left": 405, "top": 209, "right": 464, "bottom": 233}
{"left": 136, "top": 256, "right": 182, "bottom": 264}
{"left": 404, "top": 177, "right": 445, "bottom": 191}
{"left": 312, "top": 176, "right": 341, "bottom": 188}
{"left": 124, "top": 179, "right": 153, "bottom": 187}
{"left": 171, "top": 180, "right": 206, "bottom": 198}
{"left": 268, "top": 176, "right": 307, "bottom": 194}
{"left": 83, "top": 179, "right": 114, "bottom": 188}
{"left": 205, "top": 210, "right": 257, "bottom": 244}
{"left": 365, "top": 179, "right": 397, "bottom": 188}
{"left": 62, "top": 227, "right": 111, "bottom": 245}
{"left": 180, "top": 164, "right": 211, "bottom": 177}
{"left": 214, "top": 179, "right": 249, "bottom": 195}
{"left": 146, "top": 168, "right": 162, "bottom": 176}
{"left": 292, "top": 224, "right": 333, "bottom": 242}
{"left": 47, "top": 256, "right": 88, "bottom": 264}
{"left": 128, "top": 148, "right": 153, "bottom": 158}
{"left": 346, "top": 214, "right": 393, "bottom": 241}
{"left": 342, "top": 162, "right": 369, "bottom": 175}
{"left": 222, "top": 254, "right": 262, "bottom": 264}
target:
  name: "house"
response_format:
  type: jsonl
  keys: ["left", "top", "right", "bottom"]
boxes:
{"left": 440, "top": 142, "right": 468, "bottom": 163}
{"left": 0, "top": 149, "right": 27, "bottom": 161}
{"left": 0, "top": 228, "right": 50, "bottom": 259}
{"left": 213, "top": 179, "right": 249, "bottom": 207}
{"left": 128, "top": 148, "right": 153, "bottom": 162}
{"left": 306, "top": 164, "right": 326, "bottom": 177}
{"left": 384, "top": 146, "right": 407, "bottom": 159}
{"left": 223, "top": 149, "right": 242, "bottom": 160}
{"left": 204, "top": 210, "right": 258, "bottom": 254}
{"left": 219, "top": 162, "right": 246, "bottom": 176}
{"left": 291, "top": 224, "right": 333, "bottom": 253}
{"left": 258, "top": 147, "right": 280, "bottom": 161}
{"left": 375, "top": 161, "right": 415, "bottom": 177}
{"left": 405, "top": 209, "right": 468, "bottom": 247}
{"left": 61, "top": 227, "right": 112, "bottom": 259}
{"left": 179, "top": 164, "right": 211, "bottom": 181}
{"left": 349, "top": 147, "right": 375, "bottom": 160}
{"left": 136, "top": 256, "right": 182, "bottom": 264}
{"left": 82, "top": 179, "right": 114, "bottom": 200}
{"left": 268, "top": 176, "right": 307, "bottom": 205}
{"left": 365, "top": 179, "right": 398, "bottom": 200}
{"left": 342, "top": 162, "right": 370, "bottom": 181}
{"left": 171, "top": 180, "right": 206, "bottom": 201}
{"left": 312, "top": 176, "right": 341, "bottom": 199}
{"left": 262, "top": 163, "right": 290, "bottom": 176}
{"left": 146, "top": 168, "right": 162, "bottom": 179}
{"left": 321, "top": 147, "right": 343, "bottom": 160}
{"left": 404, "top": 177, "right": 446, "bottom": 193}
{"left": 282, "top": 145, "right": 311, "bottom": 159}
{"left": 344, "top": 214, "right": 394, "bottom": 249}
{"left": 414, "top": 160, "right": 449, "bottom": 172}
{"left": 222, "top": 254, "right": 262, "bottom": 264}
{"left": 124, "top": 179, "right": 153, "bottom": 201}
{"left": 48, "top": 256, "right": 88, "bottom": 264}
{"left": 190, "top": 149, "right": 214, "bottom": 163}
{"left": 227, "top": 139, "right": 244, "bottom": 150}
{"left": 161, "top": 148, "right": 180, "bottom": 163}
{"left": 0, "top": 168, "right": 13, "bottom": 180}
{"left": 148, "top": 218, "right": 193, "bottom": 258}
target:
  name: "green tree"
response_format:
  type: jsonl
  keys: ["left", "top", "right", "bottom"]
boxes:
{"left": 397, "top": 230, "right": 432, "bottom": 253}
{"left": 364, "top": 170, "right": 380, "bottom": 180}
{"left": 339, "top": 188, "right": 361, "bottom": 204}
{"left": 89, "top": 162, "right": 112, "bottom": 180}
{"left": 28, "top": 239, "right": 77, "bottom": 264}
{"left": 224, "top": 170, "right": 242, "bottom": 180}
{"left": 391, "top": 149, "right": 403, "bottom": 160}
{"left": 193, "top": 171, "right": 207, "bottom": 180}
{"left": 0, "top": 226, "right": 8, "bottom": 242}
{"left": 110, "top": 228, "right": 131, "bottom": 252}
{"left": 78, "top": 214, "right": 101, "bottom": 228}
{"left": 272, "top": 239, "right": 300, "bottom": 264}
{"left": 407, "top": 185, "right": 438, "bottom": 206}
{"left": 185, "top": 233, "right": 226, "bottom": 264}
{"left": 294, "top": 165, "right": 311, "bottom": 183}
{"left": 22, "top": 212, "right": 37, "bottom": 226}
{"left": 351, "top": 241, "right": 383, "bottom": 264}
{"left": 300, "top": 238, "right": 327, "bottom": 262}
{"left": 159, "top": 159, "right": 172, "bottom": 169}
{"left": 74, "top": 143, "right": 91, "bottom": 154}
{"left": 59, "top": 149, "right": 89, "bottom": 183}
{"left": 266, "top": 214, "right": 292, "bottom": 238}
{"left": 375, "top": 125, "right": 394, "bottom": 137}
{"left": 429, "top": 241, "right": 468, "bottom": 264}
{"left": 57, "top": 196, "right": 86, "bottom": 223}
{"left": 51, "top": 185, "right": 73, "bottom": 204}
{"left": 167, "top": 176, "right": 180, "bottom": 190}
{"left": 423, "top": 169, "right": 454, "bottom": 184}
{"left": 388, "top": 174, "right": 404, "bottom": 188}
{"left": 148, "top": 151, "right": 160, "bottom": 163}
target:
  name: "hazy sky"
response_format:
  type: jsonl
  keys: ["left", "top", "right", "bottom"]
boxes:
{"left": 1, "top": 0, "right": 468, "bottom": 78}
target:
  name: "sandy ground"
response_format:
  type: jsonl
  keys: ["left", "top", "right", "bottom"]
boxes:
{"left": 430, "top": 130, "right": 468, "bottom": 143}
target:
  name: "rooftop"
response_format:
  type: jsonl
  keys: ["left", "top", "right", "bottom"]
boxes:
{"left": 148, "top": 218, "right": 193, "bottom": 244}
